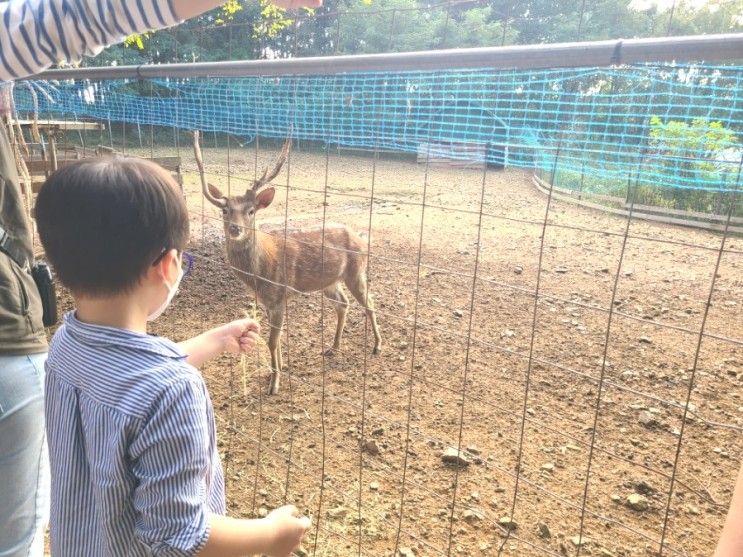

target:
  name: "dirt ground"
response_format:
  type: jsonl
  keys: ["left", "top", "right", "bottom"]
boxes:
{"left": 54, "top": 144, "right": 743, "bottom": 556}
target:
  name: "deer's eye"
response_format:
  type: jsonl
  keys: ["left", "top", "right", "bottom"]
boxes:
{"left": 247, "top": 208, "right": 255, "bottom": 217}
{"left": 222, "top": 207, "right": 229, "bottom": 216}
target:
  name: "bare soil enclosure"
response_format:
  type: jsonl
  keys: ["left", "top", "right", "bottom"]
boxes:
{"left": 55, "top": 145, "right": 742, "bottom": 556}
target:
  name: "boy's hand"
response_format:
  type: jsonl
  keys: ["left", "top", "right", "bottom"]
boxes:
{"left": 264, "top": 505, "right": 311, "bottom": 557}
{"left": 219, "top": 319, "right": 261, "bottom": 354}
{"left": 179, "top": 319, "right": 260, "bottom": 367}
{"left": 271, "top": 0, "right": 323, "bottom": 8}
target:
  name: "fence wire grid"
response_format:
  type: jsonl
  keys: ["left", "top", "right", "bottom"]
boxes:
{"left": 11, "top": 35, "right": 743, "bottom": 557}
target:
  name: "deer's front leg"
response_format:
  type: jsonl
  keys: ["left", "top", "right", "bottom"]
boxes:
{"left": 267, "top": 307, "right": 284, "bottom": 395}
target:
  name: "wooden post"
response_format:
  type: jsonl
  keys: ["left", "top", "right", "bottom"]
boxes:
{"left": 48, "top": 131, "right": 58, "bottom": 173}
{"left": 550, "top": 136, "right": 563, "bottom": 187}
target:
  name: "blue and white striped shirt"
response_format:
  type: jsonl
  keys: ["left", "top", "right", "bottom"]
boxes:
{"left": 46, "top": 312, "right": 225, "bottom": 556}
{"left": 0, "top": 0, "right": 180, "bottom": 81}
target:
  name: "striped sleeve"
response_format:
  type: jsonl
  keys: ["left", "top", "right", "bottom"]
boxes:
{"left": 129, "top": 377, "right": 212, "bottom": 556}
{"left": 0, "top": 0, "right": 180, "bottom": 81}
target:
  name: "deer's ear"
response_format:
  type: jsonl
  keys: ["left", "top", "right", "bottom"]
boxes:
{"left": 207, "top": 183, "right": 226, "bottom": 201}
{"left": 256, "top": 187, "right": 275, "bottom": 210}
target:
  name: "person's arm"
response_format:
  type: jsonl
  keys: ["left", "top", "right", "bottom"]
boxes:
{"left": 0, "top": 0, "right": 321, "bottom": 82}
{"left": 131, "top": 376, "right": 310, "bottom": 557}
{"left": 175, "top": 0, "right": 321, "bottom": 21}
{"left": 198, "top": 508, "right": 311, "bottom": 557}
{"left": 0, "top": 1, "right": 183, "bottom": 81}
{"left": 179, "top": 318, "right": 260, "bottom": 368}
{"left": 714, "top": 461, "right": 743, "bottom": 556}
{"left": 169, "top": 0, "right": 232, "bottom": 21}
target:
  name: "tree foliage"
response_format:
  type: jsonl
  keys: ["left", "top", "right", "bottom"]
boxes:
{"left": 89, "top": 0, "right": 743, "bottom": 66}
{"left": 649, "top": 116, "right": 738, "bottom": 173}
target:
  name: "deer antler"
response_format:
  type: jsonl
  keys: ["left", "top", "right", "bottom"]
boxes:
{"left": 193, "top": 130, "right": 226, "bottom": 208}
{"left": 256, "top": 128, "right": 293, "bottom": 189}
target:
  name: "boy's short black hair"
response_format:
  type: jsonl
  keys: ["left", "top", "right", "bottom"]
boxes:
{"left": 35, "top": 157, "right": 189, "bottom": 296}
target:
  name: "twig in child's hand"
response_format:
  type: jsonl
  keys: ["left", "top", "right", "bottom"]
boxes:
{"left": 240, "top": 308, "right": 271, "bottom": 399}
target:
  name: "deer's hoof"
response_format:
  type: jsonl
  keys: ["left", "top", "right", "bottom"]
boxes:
{"left": 268, "top": 376, "right": 280, "bottom": 395}
{"left": 323, "top": 347, "right": 337, "bottom": 357}
{"left": 372, "top": 346, "right": 382, "bottom": 355}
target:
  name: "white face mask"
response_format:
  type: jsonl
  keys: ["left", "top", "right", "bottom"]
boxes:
{"left": 147, "top": 263, "right": 184, "bottom": 322}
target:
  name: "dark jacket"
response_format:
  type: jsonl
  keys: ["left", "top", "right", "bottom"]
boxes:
{"left": 0, "top": 121, "right": 47, "bottom": 354}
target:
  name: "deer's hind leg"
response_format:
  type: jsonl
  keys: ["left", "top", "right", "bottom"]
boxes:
{"left": 323, "top": 284, "right": 349, "bottom": 355}
{"left": 345, "top": 273, "right": 382, "bottom": 355}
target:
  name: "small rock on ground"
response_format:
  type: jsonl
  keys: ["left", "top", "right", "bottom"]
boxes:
{"left": 626, "top": 493, "right": 649, "bottom": 511}
{"left": 462, "top": 509, "right": 483, "bottom": 524}
{"left": 638, "top": 411, "right": 657, "bottom": 428}
{"left": 363, "top": 439, "right": 381, "bottom": 455}
{"left": 634, "top": 480, "right": 655, "bottom": 495}
{"left": 327, "top": 506, "right": 348, "bottom": 520}
{"left": 441, "top": 447, "right": 471, "bottom": 467}
{"left": 537, "top": 523, "right": 551, "bottom": 538}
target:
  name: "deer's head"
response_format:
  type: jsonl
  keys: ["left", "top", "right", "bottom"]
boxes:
{"left": 194, "top": 131, "right": 291, "bottom": 241}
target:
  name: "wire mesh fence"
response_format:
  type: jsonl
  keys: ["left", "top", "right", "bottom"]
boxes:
{"left": 10, "top": 34, "right": 743, "bottom": 557}
{"left": 16, "top": 62, "right": 743, "bottom": 193}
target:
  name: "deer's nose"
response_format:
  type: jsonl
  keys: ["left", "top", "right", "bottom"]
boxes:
{"left": 228, "top": 224, "right": 241, "bottom": 236}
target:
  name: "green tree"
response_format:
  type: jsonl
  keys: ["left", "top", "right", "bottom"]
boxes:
{"left": 649, "top": 116, "right": 738, "bottom": 174}
{"left": 648, "top": 115, "right": 740, "bottom": 209}
{"left": 81, "top": 0, "right": 743, "bottom": 64}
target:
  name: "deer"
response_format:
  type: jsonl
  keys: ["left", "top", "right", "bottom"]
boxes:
{"left": 193, "top": 131, "right": 382, "bottom": 395}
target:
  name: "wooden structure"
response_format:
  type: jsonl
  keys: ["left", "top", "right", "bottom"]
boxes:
{"left": 417, "top": 141, "right": 487, "bottom": 169}
{"left": 16, "top": 120, "right": 183, "bottom": 193}
{"left": 18, "top": 119, "right": 104, "bottom": 192}
{"left": 92, "top": 145, "right": 184, "bottom": 191}
{"left": 532, "top": 172, "right": 743, "bottom": 234}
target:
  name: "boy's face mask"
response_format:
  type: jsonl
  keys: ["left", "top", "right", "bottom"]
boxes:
{"left": 147, "top": 254, "right": 184, "bottom": 321}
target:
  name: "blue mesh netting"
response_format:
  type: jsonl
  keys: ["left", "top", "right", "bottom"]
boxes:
{"left": 14, "top": 63, "right": 743, "bottom": 192}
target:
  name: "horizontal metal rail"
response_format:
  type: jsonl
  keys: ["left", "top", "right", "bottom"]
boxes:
{"left": 28, "top": 33, "right": 743, "bottom": 81}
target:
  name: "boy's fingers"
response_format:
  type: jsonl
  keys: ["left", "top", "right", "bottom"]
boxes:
{"left": 282, "top": 504, "right": 299, "bottom": 516}
{"left": 246, "top": 330, "right": 260, "bottom": 339}
{"left": 240, "top": 332, "right": 259, "bottom": 343}
{"left": 232, "top": 318, "right": 259, "bottom": 329}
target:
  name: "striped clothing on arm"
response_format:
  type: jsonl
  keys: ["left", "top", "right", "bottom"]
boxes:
{"left": 0, "top": 0, "right": 180, "bottom": 81}
{"left": 45, "top": 312, "right": 225, "bottom": 556}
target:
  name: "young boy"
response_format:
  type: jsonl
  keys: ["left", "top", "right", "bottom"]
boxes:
{"left": 35, "top": 157, "right": 310, "bottom": 556}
